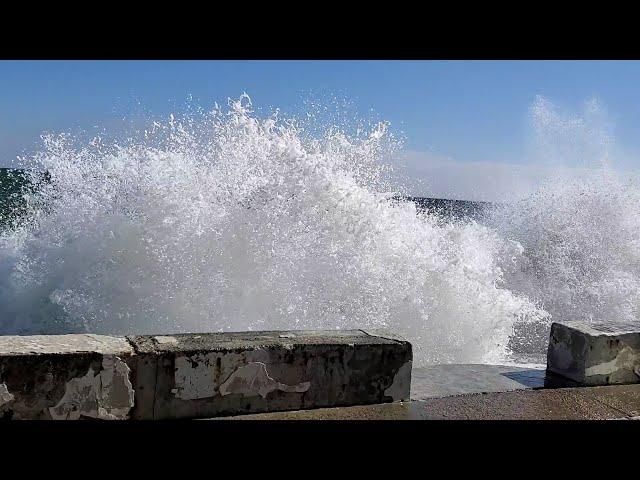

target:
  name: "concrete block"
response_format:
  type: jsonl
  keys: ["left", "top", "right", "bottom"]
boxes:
{"left": 547, "top": 321, "right": 640, "bottom": 386}
{"left": 0, "top": 334, "right": 135, "bottom": 420}
{"left": 127, "top": 330, "right": 412, "bottom": 420}
{"left": 0, "top": 329, "right": 411, "bottom": 420}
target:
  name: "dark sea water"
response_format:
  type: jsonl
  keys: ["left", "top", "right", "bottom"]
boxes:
{"left": 0, "top": 168, "right": 51, "bottom": 226}
{"left": 403, "top": 196, "right": 491, "bottom": 221}
{"left": 0, "top": 168, "right": 27, "bottom": 225}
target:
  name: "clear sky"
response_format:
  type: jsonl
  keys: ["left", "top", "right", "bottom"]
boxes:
{"left": 2, "top": 60, "right": 640, "bottom": 200}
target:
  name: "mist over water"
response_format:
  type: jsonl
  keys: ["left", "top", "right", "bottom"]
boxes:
{"left": 1, "top": 94, "right": 638, "bottom": 366}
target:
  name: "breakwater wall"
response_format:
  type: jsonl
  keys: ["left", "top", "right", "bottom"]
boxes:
{"left": 0, "top": 321, "right": 639, "bottom": 420}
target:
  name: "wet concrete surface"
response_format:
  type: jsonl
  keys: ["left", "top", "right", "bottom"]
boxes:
{"left": 211, "top": 364, "right": 640, "bottom": 420}
{"left": 410, "top": 364, "right": 545, "bottom": 399}
{"left": 214, "top": 384, "right": 640, "bottom": 420}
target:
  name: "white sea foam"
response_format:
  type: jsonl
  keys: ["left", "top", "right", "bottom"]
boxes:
{"left": 1, "top": 95, "right": 637, "bottom": 366}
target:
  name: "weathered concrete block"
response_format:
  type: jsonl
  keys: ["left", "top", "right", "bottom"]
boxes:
{"left": 0, "top": 334, "right": 135, "bottom": 420}
{"left": 127, "top": 330, "right": 412, "bottom": 420}
{"left": 547, "top": 321, "right": 640, "bottom": 386}
{"left": 0, "top": 329, "right": 411, "bottom": 420}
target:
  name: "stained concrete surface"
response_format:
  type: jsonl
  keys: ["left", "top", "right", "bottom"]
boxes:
{"left": 127, "top": 330, "right": 412, "bottom": 419}
{"left": 0, "top": 330, "right": 412, "bottom": 420}
{"left": 0, "top": 334, "right": 135, "bottom": 420}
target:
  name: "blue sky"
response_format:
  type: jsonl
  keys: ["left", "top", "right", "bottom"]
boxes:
{"left": 1, "top": 60, "right": 640, "bottom": 200}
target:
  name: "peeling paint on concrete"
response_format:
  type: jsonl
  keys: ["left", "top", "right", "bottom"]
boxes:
{"left": 0, "top": 329, "right": 412, "bottom": 420}
{"left": 0, "top": 383, "right": 14, "bottom": 407}
{"left": 48, "top": 355, "right": 134, "bottom": 420}
{"left": 97, "top": 355, "right": 135, "bottom": 419}
{"left": 219, "top": 362, "right": 310, "bottom": 398}
{"left": 585, "top": 346, "right": 640, "bottom": 378}
{"left": 172, "top": 350, "right": 270, "bottom": 400}
{"left": 49, "top": 368, "right": 100, "bottom": 420}
{"left": 384, "top": 361, "right": 412, "bottom": 401}
{"left": 173, "top": 353, "right": 218, "bottom": 400}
